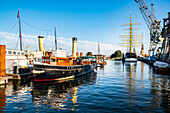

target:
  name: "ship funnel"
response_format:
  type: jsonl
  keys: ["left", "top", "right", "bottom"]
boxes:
{"left": 80, "top": 52, "right": 83, "bottom": 57}
{"left": 72, "top": 37, "right": 77, "bottom": 58}
{"left": 76, "top": 52, "right": 79, "bottom": 58}
{"left": 38, "top": 36, "right": 44, "bottom": 51}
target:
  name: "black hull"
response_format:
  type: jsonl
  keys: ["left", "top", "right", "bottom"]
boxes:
{"left": 33, "top": 63, "right": 95, "bottom": 82}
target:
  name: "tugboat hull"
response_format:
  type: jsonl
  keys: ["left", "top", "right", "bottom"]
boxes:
{"left": 33, "top": 63, "right": 95, "bottom": 82}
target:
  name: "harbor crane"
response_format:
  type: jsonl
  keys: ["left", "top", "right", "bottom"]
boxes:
{"left": 135, "top": 0, "right": 164, "bottom": 60}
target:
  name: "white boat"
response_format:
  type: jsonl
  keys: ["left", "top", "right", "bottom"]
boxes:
{"left": 153, "top": 61, "right": 170, "bottom": 72}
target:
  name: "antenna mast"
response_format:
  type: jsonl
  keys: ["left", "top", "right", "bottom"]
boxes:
{"left": 54, "top": 27, "right": 57, "bottom": 50}
{"left": 98, "top": 41, "right": 100, "bottom": 61}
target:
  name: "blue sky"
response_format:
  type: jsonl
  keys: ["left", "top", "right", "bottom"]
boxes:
{"left": 0, "top": 0, "right": 169, "bottom": 55}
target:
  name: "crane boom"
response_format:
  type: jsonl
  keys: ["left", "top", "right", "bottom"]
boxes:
{"left": 135, "top": 0, "right": 163, "bottom": 59}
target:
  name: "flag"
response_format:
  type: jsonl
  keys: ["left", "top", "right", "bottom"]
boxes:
{"left": 17, "top": 10, "right": 20, "bottom": 18}
{"left": 135, "top": 0, "right": 138, "bottom": 2}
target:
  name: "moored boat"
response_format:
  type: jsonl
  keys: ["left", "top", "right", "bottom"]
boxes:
{"left": 153, "top": 61, "right": 170, "bottom": 72}
{"left": 33, "top": 63, "right": 95, "bottom": 82}
{"left": 124, "top": 52, "right": 137, "bottom": 62}
{"left": 33, "top": 37, "right": 96, "bottom": 82}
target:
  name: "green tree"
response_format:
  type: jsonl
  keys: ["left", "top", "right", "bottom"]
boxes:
{"left": 114, "top": 50, "right": 122, "bottom": 58}
{"left": 86, "top": 52, "right": 93, "bottom": 56}
{"left": 110, "top": 50, "right": 122, "bottom": 58}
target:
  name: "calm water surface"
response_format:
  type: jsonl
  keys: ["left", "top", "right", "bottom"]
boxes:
{"left": 0, "top": 61, "right": 170, "bottom": 112}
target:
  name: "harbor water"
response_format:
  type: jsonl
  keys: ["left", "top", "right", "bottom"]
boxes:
{"left": 0, "top": 60, "right": 170, "bottom": 112}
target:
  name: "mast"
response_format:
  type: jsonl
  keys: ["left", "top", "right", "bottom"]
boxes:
{"left": 98, "top": 41, "right": 100, "bottom": 61}
{"left": 119, "top": 13, "right": 141, "bottom": 52}
{"left": 130, "top": 13, "right": 133, "bottom": 53}
{"left": 54, "top": 27, "right": 57, "bottom": 50}
{"left": 17, "top": 10, "right": 22, "bottom": 50}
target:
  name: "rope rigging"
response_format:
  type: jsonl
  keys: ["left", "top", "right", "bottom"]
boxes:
{"left": 0, "top": 15, "right": 56, "bottom": 51}
{"left": 21, "top": 19, "right": 53, "bottom": 32}
{"left": 0, "top": 22, "right": 18, "bottom": 41}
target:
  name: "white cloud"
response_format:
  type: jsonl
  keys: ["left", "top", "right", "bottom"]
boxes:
{"left": 0, "top": 32, "right": 122, "bottom": 56}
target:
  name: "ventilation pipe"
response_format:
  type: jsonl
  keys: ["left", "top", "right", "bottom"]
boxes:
{"left": 72, "top": 37, "right": 77, "bottom": 58}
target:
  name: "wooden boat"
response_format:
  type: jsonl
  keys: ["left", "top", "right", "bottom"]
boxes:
{"left": 33, "top": 52, "right": 96, "bottom": 82}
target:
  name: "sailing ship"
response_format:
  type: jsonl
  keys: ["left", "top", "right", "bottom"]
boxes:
{"left": 93, "top": 42, "right": 106, "bottom": 67}
{"left": 119, "top": 13, "right": 142, "bottom": 62}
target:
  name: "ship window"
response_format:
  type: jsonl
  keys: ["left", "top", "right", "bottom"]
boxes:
{"left": 56, "top": 59, "right": 58, "bottom": 62}
{"left": 8, "top": 51, "right": 12, "bottom": 55}
{"left": 47, "top": 58, "right": 50, "bottom": 62}
{"left": 13, "top": 52, "right": 16, "bottom": 55}
{"left": 51, "top": 59, "right": 55, "bottom": 62}
{"left": 43, "top": 58, "right": 46, "bottom": 62}
{"left": 17, "top": 52, "right": 20, "bottom": 55}
{"left": 21, "top": 52, "right": 24, "bottom": 55}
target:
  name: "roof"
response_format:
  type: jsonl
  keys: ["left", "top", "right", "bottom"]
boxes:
{"left": 79, "top": 56, "right": 96, "bottom": 59}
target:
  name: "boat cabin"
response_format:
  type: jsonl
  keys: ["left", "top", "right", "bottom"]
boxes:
{"left": 42, "top": 52, "right": 96, "bottom": 66}
{"left": 125, "top": 52, "right": 137, "bottom": 58}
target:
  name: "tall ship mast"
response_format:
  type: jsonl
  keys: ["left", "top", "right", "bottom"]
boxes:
{"left": 119, "top": 13, "right": 143, "bottom": 62}
{"left": 119, "top": 13, "right": 142, "bottom": 53}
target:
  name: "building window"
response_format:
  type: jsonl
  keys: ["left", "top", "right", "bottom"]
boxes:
{"left": 8, "top": 51, "right": 12, "bottom": 55}
{"left": 13, "top": 52, "right": 16, "bottom": 55}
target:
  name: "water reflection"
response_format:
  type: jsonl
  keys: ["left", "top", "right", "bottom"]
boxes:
{"left": 31, "top": 72, "right": 97, "bottom": 111}
{"left": 124, "top": 62, "right": 137, "bottom": 106}
{"left": 1, "top": 61, "right": 170, "bottom": 112}
{"left": 0, "top": 80, "right": 33, "bottom": 112}
{"left": 0, "top": 85, "right": 6, "bottom": 112}
{"left": 150, "top": 72, "right": 170, "bottom": 112}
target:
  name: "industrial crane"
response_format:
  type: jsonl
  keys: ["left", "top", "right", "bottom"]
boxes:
{"left": 135, "top": 0, "right": 164, "bottom": 60}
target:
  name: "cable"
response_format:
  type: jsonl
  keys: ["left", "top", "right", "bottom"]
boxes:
{"left": 15, "top": 36, "right": 20, "bottom": 49}
{"left": 21, "top": 19, "right": 53, "bottom": 32}
{"left": 0, "top": 22, "right": 18, "bottom": 41}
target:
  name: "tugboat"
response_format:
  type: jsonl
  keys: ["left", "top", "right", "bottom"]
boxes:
{"left": 33, "top": 37, "right": 96, "bottom": 82}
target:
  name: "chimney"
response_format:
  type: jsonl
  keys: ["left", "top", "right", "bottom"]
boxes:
{"left": 80, "top": 52, "right": 83, "bottom": 57}
{"left": 76, "top": 52, "right": 79, "bottom": 58}
{"left": 72, "top": 37, "right": 77, "bottom": 58}
{"left": 38, "top": 36, "right": 44, "bottom": 51}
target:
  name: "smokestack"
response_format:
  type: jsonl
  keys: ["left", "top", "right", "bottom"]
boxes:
{"left": 38, "top": 36, "right": 44, "bottom": 51}
{"left": 80, "top": 52, "right": 83, "bottom": 57}
{"left": 76, "top": 52, "right": 79, "bottom": 58}
{"left": 72, "top": 37, "right": 77, "bottom": 58}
